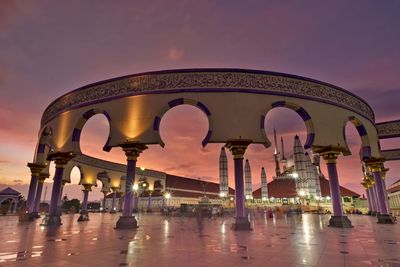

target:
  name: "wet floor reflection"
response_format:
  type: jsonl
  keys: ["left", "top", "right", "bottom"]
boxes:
{"left": 0, "top": 213, "right": 399, "bottom": 266}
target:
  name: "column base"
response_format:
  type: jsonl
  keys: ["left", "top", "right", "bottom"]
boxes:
{"left": 77, "top": 211, "right": 89, "bottom": 222}
{"left": 377, "top": 214, "right": 396, "bottom": 224}
{"left": 31, "top": 212, "right": 41, "bottom": 219}
{"left": 328, "top": 216, "right": 353, "bottom": 228}
{"left": 115, "top": 216, "right": 138, "bottom": 229}
{"left": 18, "top": 212, "right": 35, "bottom": 222}
{"left": 231, "top": 217, "right": 252, "bottom": 231}
{"left": 110, "top": 210, "right": 117, "bottom": 214}
{"left": 40, "top": 215, "right": 62, "bottom": 226}
{"left": 370, "top": 211, "right": 378, "bottom": 216}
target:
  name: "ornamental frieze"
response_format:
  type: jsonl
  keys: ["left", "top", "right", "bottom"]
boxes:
{"left": 381, "top": 149, "right": 400, "bottom": 161}
{"left": 376, "top": 120, "right": 400, "bottom": 138}
{"left": 41, "top": 71, "right": 375, "bottom": 125}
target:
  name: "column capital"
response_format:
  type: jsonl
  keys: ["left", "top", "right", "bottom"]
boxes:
{"left": 38, "top": 172, "right": 50, "bottom": 183}
{"left": 47, "top": 152, "right": 75, "bottom": 168}
{"left": 119, "top": 141, "right": 148, "bottom": 160}
{"left": 225, "top": 139, "right": 252, "bottom": 159}
{"left": 27, "top": 162, "right": 47, "bottom": 176}
{"left": 364, "top": 157, "right": 385, "bottom": 173}
{"left": 111, "top": 186, "right": 120, "bottom": 192}
{"left": 82, "top": 184, "right": 93, "bottom": 191}
{"left": 313, "top": 146, "right": 346, "bottom": 164}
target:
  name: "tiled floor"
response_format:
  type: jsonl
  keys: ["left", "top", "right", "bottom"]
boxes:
{"left": 0, "top": 212, "right": 399, "bottom": 267}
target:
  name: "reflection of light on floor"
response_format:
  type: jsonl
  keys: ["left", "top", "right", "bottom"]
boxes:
{"left": 0, "top": 251, "right": 42, "bottom": 262}
{"left": 302, "top": 215, "right": 311, "bottom": 247}
{"left": 5, "top": 240, "right": 16, "bottom": 243}
{"left": 164, "top": 220, "right": 169, "bottom": 241}
{"left": 221, "top": 222, "right": 226, "bottom": 234}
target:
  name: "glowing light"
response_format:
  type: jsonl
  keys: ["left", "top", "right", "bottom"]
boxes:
{"left": 219, "top": 192, "right": 226, "bottom": 198}
{"left": 262, "top": 197, "right": 267, "bottom": 201}
{"left": 132, "top": 184, "right": 138, "bottom": 191}
{"left": 164, "top": 192, "right": 171, "bottom": 199}
{"left": 292, "top": 173, "right": 299, "bottom": 178}
{"left": 140, "top": 167, "right": 145, "bottom": 171}
{"left": 270, "top": 197, "right": 275, "bottom": 201}
{"left": 299, "top": 191, "right": 306, "bottom": 197}
{"left": 326, "top": 196, "right": 331, "bottom": 201}
{"left": 230, "top": 197, "right": 234, "bottom": 201}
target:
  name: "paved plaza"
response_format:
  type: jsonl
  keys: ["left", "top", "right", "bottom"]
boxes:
{"left": 0, "top": 213, "right": 399, "bottom": 267}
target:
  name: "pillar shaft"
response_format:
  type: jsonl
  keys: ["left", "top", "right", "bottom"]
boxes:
{"left": 27, "top": 175, "right": 38, "bottom": 213}
{"left": 33, "top": 180, "right": 44, "bottom": 213}
{"left": 111, "top": 191, "right": 117, "bottom": 211}
{"left": 326, "top": 162, "right": 343, "bottom": 216}
{"left": 234, "top": 157, "right": 246, "bottom": 218}
{"left": 123, "top": 158, "right": 136, "bottom": 216}
{"left": 82, "top": 190, "right": 89, "bottom": 211}
{"left": 373, "top": 171, "right": 389, "bottom": 215}
{"left": 49, "top": 167, "right": 64, "bottom": 216}
{"left": 102, "top": 193, "right": 107, "bottom": 209}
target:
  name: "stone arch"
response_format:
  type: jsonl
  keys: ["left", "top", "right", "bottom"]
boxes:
{"left": 71, "top": 109, "right": 112, "bottom": 154}
{"left": 261, "top": 101, "right": 315, "bottom": 149}
{"left": 152, "top": 98, "right": 213, "bottom": 147}
{"left": 33, "top": 126, "right": 54, "bottom": 163}
{"left": 343, "top": 116, "right": 372, "bottom": 160}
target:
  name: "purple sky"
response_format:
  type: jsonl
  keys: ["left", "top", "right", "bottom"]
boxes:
{"left": 1, "top": 1, "right": 399, "bottom": 201}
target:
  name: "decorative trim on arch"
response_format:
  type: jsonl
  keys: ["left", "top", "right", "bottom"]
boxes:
{"left": 346, "top": 116, "right": 372, "bottom": 160}
{"left": 71, "top": 109, "right": 112, "bottom": 153}
{"left": 262, "top": 101, "right": 315, "bottom": 149}
{"left": 153, "top": 98, "right": 213, "bottom": 147}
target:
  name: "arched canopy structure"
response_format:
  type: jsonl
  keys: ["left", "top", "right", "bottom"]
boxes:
{"left": 32, "top": 68, "right": 383, "bottom": 191}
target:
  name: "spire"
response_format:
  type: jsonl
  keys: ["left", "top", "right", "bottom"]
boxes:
{"left": 261, "top": 167, "right": 268, "bottom": 201}
{"left": 281, "top": 136, "right": 286, "bottom": 160}
{"left": 273, "top": 128, "right": 279, "bottom": 155}
{"left": 293, "top": 136, "right": 308, "bottom": 195}
{"left": 244, "top": 159, "right": 253, "bottom": 199}
{"left": 219, "top": 146, "right": 228, "bottom": 196}
{"left": 273, "top": 128, "right": 281, "bottom": 177}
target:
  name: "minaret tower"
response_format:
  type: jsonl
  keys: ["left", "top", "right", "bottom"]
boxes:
{"left": 261, "top": 167, "right": 268, "bottom": 201}
{"left": 305, "top": 152, "right": 320, "bottom": 197}
{"left": 293, "top": 135, "right": 308, "bottom": 195}
{"left": 281, "top": 136, "right": 287, "bottom": 174}
{"left": 273, "top": 128, "right": 281, "bottom": 178}
{"left": 244, "top": 159, "right": 253, "bottom": 199}
{"left": 219, "top": 147, "right": 229, "bottom": 197}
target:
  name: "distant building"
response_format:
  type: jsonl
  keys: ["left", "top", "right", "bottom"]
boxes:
{"left": 0, "top": 187, "right": 21, "bottom": 214}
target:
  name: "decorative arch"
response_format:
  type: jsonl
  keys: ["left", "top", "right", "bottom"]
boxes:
{"left": 344, "top": 116, "right": 371, "bottom": 160}
{"left": 152, "top": 98, "right": 213, "bottom": 147}
{"left": 71, "top": 109, "right": 112, "bottom": 154}
{"left": 33, "top": 126, "right": 54, "bottom": 163}
{"left": 261, "top": 101, "right": 315, "bottom": 149}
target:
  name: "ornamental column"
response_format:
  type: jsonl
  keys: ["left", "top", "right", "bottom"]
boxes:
{"left": 147, "top": 190, "right": 153, "bottom": 212}
{"left": 225, "top": 139, "right": 252, "bottom": 231}
{"left": 365, "top": 158, "right": 395, "bottom": 224}
{"left": 110, "top": 187, "right": 118, "bottom": 213}
{"left": 41, "top": 152, "right": 74, "bottom": 226}
{"left": 78, "top": 184, "right": 92, "bottom": 222}
{"left": 314, "top": 146, "right": 352, "bottom": 228}
{"left": 101, "top": 189, "right": 109, "bottom": 212}
{"left": 32, "top": 172, "right": 49, "bottom": 218}
{"left": 20, "top": 163, "right": 46, "bottom": 221}
{"left": 116, "top": 142, "right": 147, "bottom": 229}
